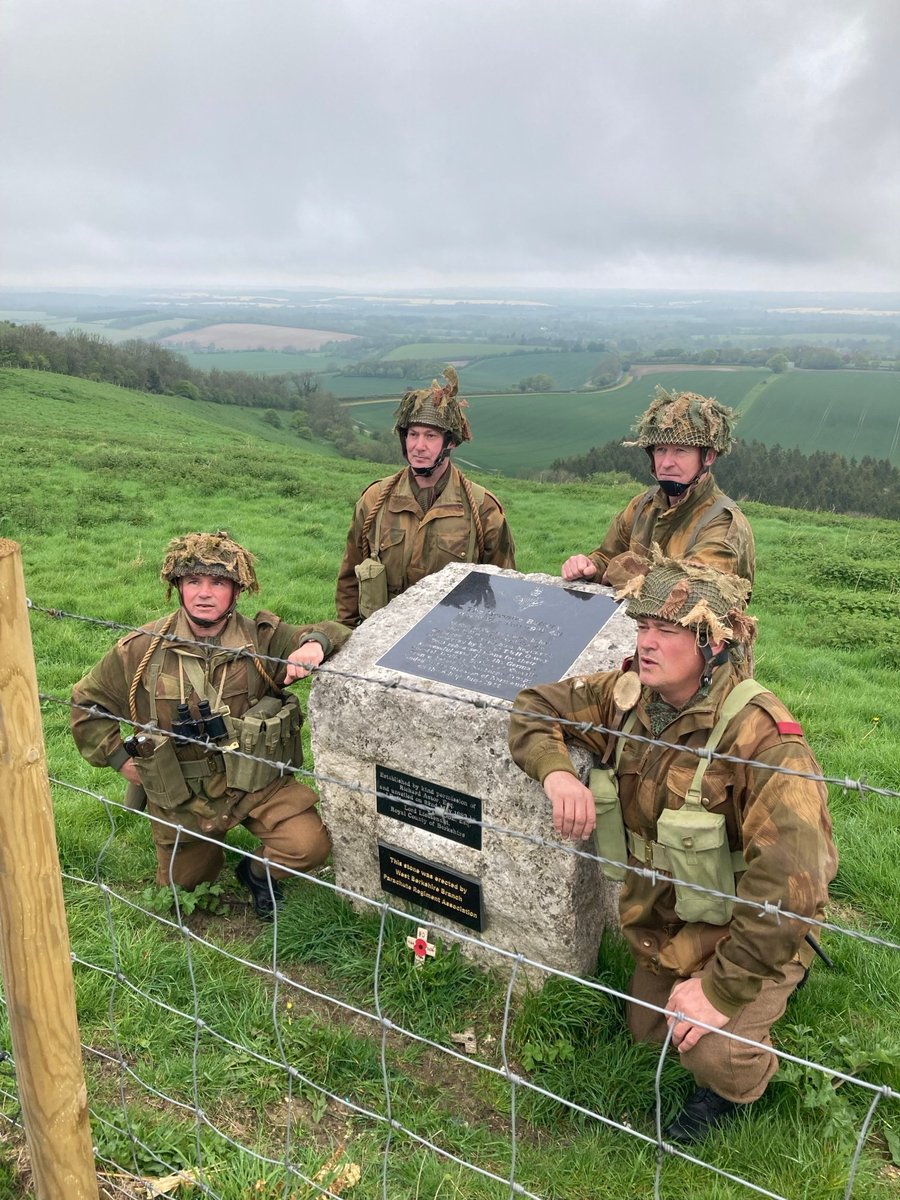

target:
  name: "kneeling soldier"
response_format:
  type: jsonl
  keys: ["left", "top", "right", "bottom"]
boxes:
{"left": 72, "top": 531, "right": 352, "bottom": 919}
{"left": 508, "top": 553, "right": 837, "bottom": 1142}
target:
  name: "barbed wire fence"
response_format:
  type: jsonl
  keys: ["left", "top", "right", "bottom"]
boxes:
{"left": 1, "top": 591, "right": 897, "bottom": 1198}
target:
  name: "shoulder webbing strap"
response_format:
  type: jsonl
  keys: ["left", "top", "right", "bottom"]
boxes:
{"left": 685, "top": 493, "right": 738, "bottom": 549}
{"left": 631, "top": 487, "right": 657, "bottom": 527}
{"left": 614, "top": 709, "right": 640, "bottom": 771}
{"left": 684, "top": 680, "right": 768, "bottom": 808}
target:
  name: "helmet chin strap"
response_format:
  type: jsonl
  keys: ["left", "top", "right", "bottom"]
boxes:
{"left": 700, "top": 641, "right": 730, "bottom": 687}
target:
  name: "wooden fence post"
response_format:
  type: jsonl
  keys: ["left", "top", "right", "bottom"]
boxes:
{"left": 0, "top": 539, "right": 99, "bottom": 1198}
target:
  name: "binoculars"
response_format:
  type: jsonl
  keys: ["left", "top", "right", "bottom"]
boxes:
{"left": 172, "top": 700, "right": 230, "bottom": 744}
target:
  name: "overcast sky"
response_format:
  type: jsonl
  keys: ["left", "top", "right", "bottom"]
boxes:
{"left": 2, "top": 0, "right": 898, "bottom": 294}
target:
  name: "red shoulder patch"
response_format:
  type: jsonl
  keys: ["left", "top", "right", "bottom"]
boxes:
{"left": 621, "top": 656, "right": 635, "bottom": 673}
{"left": 776, "top": 720, "right": 804, "bottom": 736}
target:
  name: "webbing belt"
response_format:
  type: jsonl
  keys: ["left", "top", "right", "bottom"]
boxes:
{"left": 627, "top": 829, "right": 746, "bottom": 876}
{"left": 179, "top": 755, "right": 225, "bottom": 779}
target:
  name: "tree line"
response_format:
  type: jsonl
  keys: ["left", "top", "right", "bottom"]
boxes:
{"left": 547, "top": 439, "right": 900, "bottom": 521}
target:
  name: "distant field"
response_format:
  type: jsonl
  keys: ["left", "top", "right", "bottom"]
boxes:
{"left": 350, "top": 389, "right": 651, "bottom": 474}
{"left": 174, "top": 349, "right": 349, "bottom": 375}
{"left": 459, "top": 350, "right": 618, "bottom": 392}
{"left": 0, "top": 311, "right": 194, "bottom": 342}
{"left": 738, "top": 370, "right": 900, "bottom": 461}
{"left": 162, "top": 323, "right": 358, "bottom": 351}
{"left": 347, "top": 366, "right": 900, "bottom": 471}
{"left": 323, "top": 374, "right": 434, "bottom": 399}
{"left": 381, "top": 342, "right": 544, "bottom": 360}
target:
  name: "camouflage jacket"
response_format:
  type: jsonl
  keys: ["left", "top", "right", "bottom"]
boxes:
{"left": 589, "top": 472, "right": 756, "bottom": 585}
{"left": 508, "top": 664, "right": 837, "bottom": 1017}
{"left": 71, "top": 608, "right": 351, "bottom": 828}
{"left": 336, "top": 462, "right": 516, "bottom": 626}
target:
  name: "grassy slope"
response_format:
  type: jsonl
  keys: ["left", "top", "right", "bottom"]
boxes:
{"left": 2, "top": 366, "right": 899, "bottom": 1197}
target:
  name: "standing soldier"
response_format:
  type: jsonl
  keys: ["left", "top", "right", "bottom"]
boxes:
{"left": 508, "top": 554, "right": 836, "bottom": 1143}
{"left": 561, "top": 387, "right": 755, "bottom": 588}
{"left": 336, "top": 367, "right": 516, "bottom": 626}
{"left": 72, "top": 531, "right": 351, "bottom": 920}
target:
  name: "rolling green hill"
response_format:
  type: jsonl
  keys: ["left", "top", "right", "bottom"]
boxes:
{"left": 2, "top": 366, "right": 898, "bottom": 1199}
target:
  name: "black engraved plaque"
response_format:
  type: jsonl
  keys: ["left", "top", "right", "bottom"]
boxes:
{"left": 376, "top": 570, "right": 621, "bottom": 700}
{"left": 378, "top": 843, "right": 483, "bottom": 931}
{"left": 376, "top": 765, "right": 482, "bottom": 850}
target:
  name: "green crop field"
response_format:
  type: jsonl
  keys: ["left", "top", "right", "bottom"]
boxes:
{"left": 174, "top": 348, "right": 349, "bottom": 375}
{"left": 381, "top": 341, "right": 545, "bottom": 360}
{"left": 348, "top": 366, "right": 900, "bottom": 471}
{"left": 0, "top": 366, "right": 898, "bottom": 1199}
{"left": 458, "top": 349, "right": 618, "bottom": 392}
{"left": 323, "top": 372, "right": 435, "bottom": 398}
{"left": 737, "top": 369, "right": 900, "bottom": 461}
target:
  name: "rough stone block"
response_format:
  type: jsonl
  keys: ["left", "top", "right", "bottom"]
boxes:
{"left": 309, "top": 563, "right": 634, "bottom": 982}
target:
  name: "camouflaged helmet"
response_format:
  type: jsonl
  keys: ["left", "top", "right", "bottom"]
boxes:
{"left": 392, "top": 366, "right": 472, "bottom": 445}
{"left": 615, "top": 549, "right": 755, "bottom": 646}
{"left": 625, "top": 386, "right": 736, "bottom": 455}
{"left": 161, "top": 531, "right": 259, "bottom": 598}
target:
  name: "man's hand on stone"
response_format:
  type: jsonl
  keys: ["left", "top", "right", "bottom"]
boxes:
{"left": 543, "top": 770, "right": 596, "bottom": 841}
{"left": 666, "top": 977, "right": 730, "bottom": 1054}
{"left": 561, "top": 555, "right": 597, "bottom": 582}
{"left": 285, "top": 641, "right": 325, "bottom": 684}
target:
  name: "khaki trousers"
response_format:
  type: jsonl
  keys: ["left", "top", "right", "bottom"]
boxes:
{"left": 627, "top": 959, "right": 807, "bottom": 1103}
{"left": 150, "top": 777, "right": 331, "bottom": 889}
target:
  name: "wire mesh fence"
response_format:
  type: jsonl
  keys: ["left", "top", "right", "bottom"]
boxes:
{"left": 1, "top": 600, "right": 897, "bottom": 1199}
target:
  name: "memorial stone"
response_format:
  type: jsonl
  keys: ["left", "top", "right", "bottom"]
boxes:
{"left": 309, "top": 564, "right": 636, "bottom": 981}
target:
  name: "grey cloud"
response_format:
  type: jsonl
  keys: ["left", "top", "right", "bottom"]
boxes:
{"left": 2, "top": 0, "right": 898, "bottom": 288}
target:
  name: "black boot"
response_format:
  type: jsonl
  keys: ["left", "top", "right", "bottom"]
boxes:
{"left": 236, "top": 856, "right": 282, "bottom": 921}
{"left": 664, "top": 1087, "right": 742, "bottom": 1144}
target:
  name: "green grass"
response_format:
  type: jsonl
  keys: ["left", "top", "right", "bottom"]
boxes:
{"left": 1, "top": 365, "right": 898, "bottom": 1197}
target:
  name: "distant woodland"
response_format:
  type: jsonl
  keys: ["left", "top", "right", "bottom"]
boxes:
{"left": 549, "top": 440, "right": 900, "bottom": 521}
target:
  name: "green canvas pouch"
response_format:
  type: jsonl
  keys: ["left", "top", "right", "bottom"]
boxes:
{"left": 655, "top": 806, "right": 735, "bottom": 925}
{"left": 133, "top": 734, "right": 191, "bottom": 810}
{"left": 224, "top": 695, "right": 302, "bottom": 794}
{"left": 589, "top": 767, "right": 628, "bottom": 881}
{"left": 355, "top": 557, "right": 389, "bottom": 618}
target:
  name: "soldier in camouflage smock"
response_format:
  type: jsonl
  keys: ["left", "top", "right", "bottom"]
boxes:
{"left": 336, "top": 367, "right": 516, "bottom": 626}
{"left": 72, "top": 532, "right": 351, "bottom": 919}
{"left": 509, "top": 554, "right": 836, "bottom": 1143}
{"left": 562, "top": 387, "right": 756, "bottom": 589}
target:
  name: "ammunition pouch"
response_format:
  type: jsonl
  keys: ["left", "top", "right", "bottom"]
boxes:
{"left": 132, "top": 734, "right": 191, "bottom": 810}
{"left": 355, "top": 557, "right": 389, "bottom": 619}
{"left": 223, "top": 694, "right": 303, "bottom": 795}
{"left": 589, "top": 766, "right": 628, "bottom": 882}
{"left": 654, "top": 808, "right": 737, "bottom": 925}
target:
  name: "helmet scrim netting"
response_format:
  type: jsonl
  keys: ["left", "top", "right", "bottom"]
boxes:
{"left": 625, "top": 386, "right": 736, "bottom": 454}
{"left": 392, "top": 366, "right": 472, "bottom": 444}
{"left": 161, "top": 531, "right": 259, "bottom": 598}
{"left": 615, "top": 548, "right": 755, "bottom": 646}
